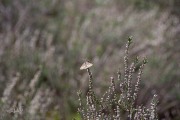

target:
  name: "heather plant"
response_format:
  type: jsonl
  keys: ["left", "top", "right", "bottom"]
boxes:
{"left": 77, "top": 38, "right": 158, "bottom": 120}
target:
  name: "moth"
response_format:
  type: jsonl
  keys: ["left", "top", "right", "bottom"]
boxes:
{"left": 80, "top": 61, "right": 93, "bottom": 70}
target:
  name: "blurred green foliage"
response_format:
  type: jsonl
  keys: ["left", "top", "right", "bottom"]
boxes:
{"left": 0, "top": 0, "right": 179, "bottom": 119}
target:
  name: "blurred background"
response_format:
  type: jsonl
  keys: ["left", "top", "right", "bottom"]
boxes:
{"left": 0, "top": 0, "right": 179, "bottom": 119}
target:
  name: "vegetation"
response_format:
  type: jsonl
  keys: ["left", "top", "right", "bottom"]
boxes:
{"left": 0, "top": 0, "right": 179, "bottom": 119}
{"left": 77, "top": 38, "right": 158, "bottom": 119}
